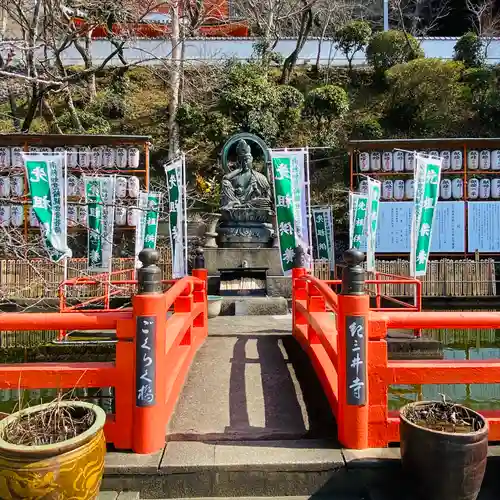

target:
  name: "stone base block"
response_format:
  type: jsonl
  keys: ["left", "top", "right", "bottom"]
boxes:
{"left": 204, "top": 248, "right": 283, "bottom": 276}
{"left": 220, "top": 297, "right": 289, "bottom": 316}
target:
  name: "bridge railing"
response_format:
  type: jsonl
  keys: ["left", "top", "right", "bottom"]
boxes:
{"left": 292, "top": 249, "right": 500, "bottom": 450}
{"left": 0, "top": 249, "right": 208, "bottom": 454}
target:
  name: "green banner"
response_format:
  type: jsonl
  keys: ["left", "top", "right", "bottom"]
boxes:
{"left": 164, "top": 157, "right": 187, "bottom": 278}
{"left": 366, "top": 178, "right": 381, "bottom": 271}
{"left": 135, "top": 191, "right": 162, "bottom": 267}
{"left": 411, "top": 155, "right": 442, "bottom": 277}
{"left": 349, "top": 193, "right": 368, "bottom": 249}
{"left": 84, "top": 176, "right": 116, "bottom": 272}
{"left": 270, "top": 150, "right": 310, "bottom": 275}
{"left": 23, "top": 153, "right": 71, "bottom": 262}
{"left": 312, "top": 206, "right": 335, "bottom": 270}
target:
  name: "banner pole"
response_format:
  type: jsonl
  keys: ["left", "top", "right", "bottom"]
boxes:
{"left": 182, "top": 152, "right": 188, "bottom": 276}
{"left": 305, "top": 147, "right": 313, "bottom": 271}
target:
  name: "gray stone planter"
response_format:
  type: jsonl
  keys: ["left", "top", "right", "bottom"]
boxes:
{"left": 207, "top": 295, "right": 223, "bottom": 318}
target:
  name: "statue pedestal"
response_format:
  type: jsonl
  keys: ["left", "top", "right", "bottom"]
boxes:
{"left": 217, "top": 208, "right": 273, "bottom": 248}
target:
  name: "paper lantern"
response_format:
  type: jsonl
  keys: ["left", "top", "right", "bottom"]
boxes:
{"left": 405, "top": 152, "right": 415, "bottom": 171}
{"left": 429, "top": 150, "right": 439, "bottom": 161}
{"left": 0, "top": 205, "right": 10, "bottom": 227}
{"left": 11, "top": 147, "right": 23, "bottom": 168}
{"left": 127, "top": 176, "right": 140, "bottom": 198}
{"left": 10, "top": 205, "right": 24, "bottom": 227}
{"left": 468, "top": 178, "right": 479, "bottom": 199}
{"left": 10, "top": 175, "right": 24, "bottom": 197}
{"left": 491, "top": 150, "right": 500, "bottom": 170}
{"left": 67, "top": 204, "right": 78, "bottom": 227}
{"left": 127, "top": 207, "right": 139, "bottom": 227}
{"left": 66, "top": 147, "right": 79, "bottom": 168}
{"left": 480, "top": 150, "right": 491, "bottom": 170}
{"left": 393, "top": 151, "right": 405, "bottom": 172}
{"left": 102, "top": 147, "right": 115, "bottom": 168}
{"left": 115, "top": 177, "right": 128, "bottom": 198}
{"left": 405, "top": 179, "right": 415, "bottom": 200}
{"left": 451, "top": 178, "right": 464, "bottom": 199}
{"left": 468, "top": 150, "right": 479, "bottom": 170}
{"left": 40, "top": 147, "right": 52, "bottom": 155}
{"left": 370, "top": 152, "right": 381, "bottom": 171}
{"left": 115, "top": 206, "right": 127, "bottom": 226}
{"left": 0, "top": 147, "right": 10, "bottom": 169}
{"left": 491, "top": 179, "right": 500, "bottom": 199}
{"left": 78, "top": 146, "right": 91, "bottom": 168}
{"left": 382, "top": 180, "right": 393, "bottom": 200}
{"left": 77, "top": 177, "right": 86, "bottom": 198}
{"left": 359, "top": 180, "right": 368, "bottom": 194}
{"left": 451, "top": 150, "right": 463, "bottom": 171}
{"left": 29, "top": 207, "right": 39, "bottom": 227}
{"left": 479, "top": 178, "right": 491, "bottom": 199}
{"left": 91, "top": 146, "right": 103, "bottom": 169}
{"left": 115, "top": 147, "right": 128, "bottom": 169}
{"left": 382, "top": 152, "right": 392, "bottom": 171}
{"left": 440, "top": 179, "right": 452, "bottom": 200}
{"left": 0, "top": 176, "right": 10, "bottom": 198}
{"left": 441, "top": 150, "right": 451, "bottom": 170}
{"left": 393, "top": 180, "right": 405, "bottom": 200}
{"left": 128, "top": 147, "right": 140, "bottom": 169}
{"left": 78, "top": 205, "right": 88, "bottom": 226}
{"left": 359, "top": 152, "right": 370, "bottom": 172}
{"left": 67, "top": 175, "right": 79, "bottom": 197}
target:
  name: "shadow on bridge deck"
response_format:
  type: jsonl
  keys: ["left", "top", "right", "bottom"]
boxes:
{"left": 167, "top": 315, "right": 337, "bottom": 443}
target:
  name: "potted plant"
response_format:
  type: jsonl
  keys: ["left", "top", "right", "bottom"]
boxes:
{"left": 400, "top": 400, "right": 488, "bottom": 500}
{"left": 0, "top": 400, "right": 106, "bottom": 500}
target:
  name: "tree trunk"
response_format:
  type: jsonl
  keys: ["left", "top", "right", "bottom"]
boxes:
{"left": 280, "top": 1, "right": 314, "bottom": 84}
{"left": 168, "top": 2, "right": 182, "bottom": 160}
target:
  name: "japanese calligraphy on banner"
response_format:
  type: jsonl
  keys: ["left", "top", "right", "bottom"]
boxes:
{"left": 345, "top": 315, "right": 366, "bottom": 406}
{"left": 136, "top": 316, "right": 156, "bottom": 407}
{"left": 270, "top": 149, "right": 311, "bottom": 275}
{"left": 468, "top": 202, "right": 500, "bottom": 252}
{"left": 358, "top": 201, "right": 465, "bottom": 253}
{"left": 349, "top": 192, "right": 368, "bottom": 249}
{"left": 23, "top": 153, "right": 72, "bottom": 263}
{"left": 312, "top": 206, "right": 335, "bottom": 269}
{"left": 164, "top": 156, "right": 187, "bottom": 278}
{"left": 135, "top": 191, "right": 162, "bottom": 268}
{"left": 366, "top": 178, "right": 381, "bottom": 272}
{"left": 84, "top": 175, "right": 116, "bottom": 272}
{"left": 410, "top": 155, "right": 442, "bottom": 277}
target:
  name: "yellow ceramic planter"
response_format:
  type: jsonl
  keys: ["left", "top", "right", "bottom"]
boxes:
{"left": 0, "top": 401, "right": 106, "bottom": 500}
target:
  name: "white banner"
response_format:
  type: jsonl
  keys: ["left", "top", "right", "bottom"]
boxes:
{"left": 366, "top": 178, "right": 381, "bottom": 272}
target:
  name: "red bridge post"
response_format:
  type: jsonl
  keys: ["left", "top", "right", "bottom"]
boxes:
{"left": 132, "top": 248, "right": 167, "bottom": 454}
{"left": 337, "top": 249, "right": 370, "bottom": 449}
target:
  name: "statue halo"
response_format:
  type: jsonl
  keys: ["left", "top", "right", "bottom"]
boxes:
{"left": 220, "top": 133, "right": 271, "bottom": 175}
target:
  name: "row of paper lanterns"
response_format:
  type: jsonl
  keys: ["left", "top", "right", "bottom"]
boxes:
{"left": 0, "top": 146, "right": 142, "bottom": 170}
{"left": 0, "top": 175, "right": 141, "bottom": 199}
{"left": 359, "top": 178, "right": 500, "bottom": 200}
{"left": 0, "top": 205, "right": 142, "bottom": 228}
{"left": 359, "top": 150, "right": 500, "bottom": 172}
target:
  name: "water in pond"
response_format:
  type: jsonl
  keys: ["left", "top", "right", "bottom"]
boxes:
{"left": 389, "top": 326, "right": 500, "bottom": 412}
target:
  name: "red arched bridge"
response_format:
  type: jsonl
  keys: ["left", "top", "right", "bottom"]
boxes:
{"left": 1, "top": 248, "right": 500, "bottom": 453}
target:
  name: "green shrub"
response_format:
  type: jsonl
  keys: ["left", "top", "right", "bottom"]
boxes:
{"left": 385, "top": 58, "right": 466, "bottom": 134}
{"left": 366, "top": 30, "right": 424, "bottom": 75}
{"left": 454, "top": 32, "right": 484, "bottom": 68}
{"left": 351, "top": 116, "right": 384, "bottom": 139}
{"left": 333, "top": 20, "right": 372, "bottom": 71}
{"left": 304, "top": 85, "right": 349, "bottom": 122}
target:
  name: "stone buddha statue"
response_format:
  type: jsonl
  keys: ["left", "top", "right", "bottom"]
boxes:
{"left": 217, "top": 138, "right": 274, "bottom": 248}
{"left": 220, "top": 139, "right": 272, "bottom": 211}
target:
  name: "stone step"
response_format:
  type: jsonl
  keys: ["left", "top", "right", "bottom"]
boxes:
{"left": 98, "top": 492, "right": 139, "bottom": 500}
{"left": 220, "top": 297, "right": 289, "bottom": 316}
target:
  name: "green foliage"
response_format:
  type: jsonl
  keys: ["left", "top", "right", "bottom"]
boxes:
{"left": 333, "top": 21, "right": 372, "bottom": 68}
{"left": 385, "top": 58, "right": 466, "bottom": 135}
{"left": 351, "top": 115, "right": 384, "bottom": 139}
{"left": 57, "top": 109, "right": 111, "bottom": 134}
{"left": 366, "top": 30, "right": 424, "bottom": 75}
{"left": 304, "top": 85, "right": 349, "bottom": 122}
{"left": 454, "top": 32, "right": 484, "bottom": 68}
